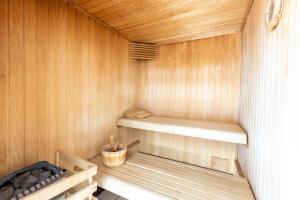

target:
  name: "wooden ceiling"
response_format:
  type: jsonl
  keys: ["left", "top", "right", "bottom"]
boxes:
{"left": 70, "top": 0, "right": 252, "bottom": 44}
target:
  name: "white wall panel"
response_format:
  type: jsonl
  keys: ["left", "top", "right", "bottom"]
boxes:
{"left": 239, "top": 0, "right": 300, "bottom": 199}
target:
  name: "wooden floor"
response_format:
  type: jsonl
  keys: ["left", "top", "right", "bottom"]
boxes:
{"left": 90, "top": 152, "right": 255, "bottom": 200}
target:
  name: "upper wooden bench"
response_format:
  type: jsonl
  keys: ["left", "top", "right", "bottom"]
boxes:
{"left": 90, "top": 152, "right": 255, "bottom": 200}
{"left": 117, "top": 116, "right": 247, "bottom": 144}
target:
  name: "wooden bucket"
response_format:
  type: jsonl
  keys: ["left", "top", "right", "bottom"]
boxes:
{"left": 101, "top": 143, "right": 127, "bottom": 167}
{"left": 101, "top": 140, "right": 140, "bottom": 167}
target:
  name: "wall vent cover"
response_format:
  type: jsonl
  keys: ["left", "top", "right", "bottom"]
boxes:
{"left": 130, "top": 42, "right": 159, "bottom": 60}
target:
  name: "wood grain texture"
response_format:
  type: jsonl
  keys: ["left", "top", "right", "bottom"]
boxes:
{"left": 36, "top": 0, "right": 49, "bottom": 163}
{"left": 24, "top": 0, "right": 38, "bottom": 166}
{"left": 9, "top": 0, "right": 25, "bottom": 172}
{"left": 238, "top": 0, "right": 299, "bottom": 199}
{"left": 121, "top": 34, "right": 242, "bottom": 174}
{"left": 0, "top": 0, "right": 9, "bottom": 175}
{"left": 71, "top": 0, "right": 253, "bottom": 44}
{"left": 91, "top": 152, "right": 255, "bottom": 200}
{"left": 0, "top": 0, "right": 137, "bottom": 175}
{"left": 117, "top": 116, "right": 247, "bottom": 144}
{"left": 282, "top": 0, "right": 300, "bottom": 198}
{"left": 22, "top": 151, "right": 98, "bottom": 200}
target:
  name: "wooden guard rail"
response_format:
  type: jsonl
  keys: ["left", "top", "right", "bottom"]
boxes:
{"left": 22, "top": 151, "right": 98, "bottom": 200}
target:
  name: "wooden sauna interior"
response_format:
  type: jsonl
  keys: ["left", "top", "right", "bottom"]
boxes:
{"left": 0, "top": 0, "right": 299, "bottom": 199}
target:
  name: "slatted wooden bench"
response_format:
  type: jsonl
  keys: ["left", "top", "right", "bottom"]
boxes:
{"left": 90, "top": 152, "right": 255, "bottom": 200}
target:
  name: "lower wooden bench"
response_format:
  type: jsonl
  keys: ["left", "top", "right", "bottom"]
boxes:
{"left": 90, "top": 152, "right": 255, "bottom": 200}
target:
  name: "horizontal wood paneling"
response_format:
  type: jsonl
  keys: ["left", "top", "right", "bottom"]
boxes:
{"left": 121, "top": 34, "right": 242, "bottom": 174}
{"left": 71, "top": 0, "right": 253, "bottom": 44}
{"left": 0, "top": 0, "right": 137, "bottom": 175}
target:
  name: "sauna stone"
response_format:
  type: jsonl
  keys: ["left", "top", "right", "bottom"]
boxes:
{"left": 14, "top": 188, "right": 25, "bottom": 196}
{"left": 12, "top": 171, "right": 31, "bottom": 189}
{"left": 0, "top": 169, "right": 53, "bottom": 200}
{"left": 21, "top": 175, "right": 38, "bottom": 189}
{"left": 0, "top": 186, "right": 14, "bottom": 200}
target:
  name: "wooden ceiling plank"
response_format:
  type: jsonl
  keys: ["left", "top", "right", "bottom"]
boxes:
{"left": 93, "top": 0, "right": 196, "bottom": 27}
{"left": 69, "top": 0, "right": 252, "bottom": 44}
{"left": 106, "top": 0, "right": 249, "bottom": 30}
{"left": 146, "top": 26, "right": 241, "bottom": 45}
{"left": 123, "top": 18, "right": 243, "bottom": 41}
{"left": 240, "top": 0, "right": 254, "bottom": 31}
{"left": 117, "top": 3, "right": 248, "bottom": 33}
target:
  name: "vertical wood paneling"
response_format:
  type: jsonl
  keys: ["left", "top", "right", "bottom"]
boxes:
{"left": 88, "top": 19, "right": 97, "bottom": 158}
{"left": 66, "top": 3, "right": 76, "bottom": 156}
{"left": 9, "top": 0, "right": 25, "bottom": 171}
{"left": 282, "top": 1, "right": 300, "bottom": 198}
{"left": 48, "top": 0, "right": 59, "bottom": 164}
{"left": 238, "top": 0, "right": 296, "bottom": 199}
{"left": 121, "top": 34, "right": 241, "bottom": 174}
{"left": 0, "top": 0, "right": 9, "bottom": 175}
{"left": 24, "top": 0, "right": 37, "bottom": 166}
{"left": 36, "top": 0, "right": 49, "bottom": 162}
{"left": 57, "top": 0, "right": 68, "bottom": 154}
{"left": 73, "top": 9, "right": 84, "bottom": 159}
{"left": 0, "top": 0, "right": 137, "bottom": 175}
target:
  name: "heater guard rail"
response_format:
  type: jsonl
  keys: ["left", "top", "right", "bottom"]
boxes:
{"left": 21, "top": 151, "right": 97, "bottom": 200}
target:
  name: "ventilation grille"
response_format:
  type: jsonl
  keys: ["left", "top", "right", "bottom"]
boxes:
{"left": 130, "top": 42, "right": 159, "bottom": 60}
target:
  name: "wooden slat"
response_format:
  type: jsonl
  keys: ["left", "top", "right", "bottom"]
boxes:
{"left": 130, "top": 42, "right": 159, "bottom": 60}
{"left": 90, "top": 153, "right": 255, "bottom": 200}
{"left": 125, "top": 158, "right": 252, "bottom": 197}
{"left": 66, "top": 181, "right": 98, "bottom": 200}
{"left": 113, "top": 166, "right": 222, "bottom": 200}
{"left": 22, "top": 151, "right": 97, "bottom": 200}
{"left": 24, "top": 0, "right": 38, "bottom": 166}
{"left": 0, "top": 0, "right": 9, "bottom": 175}
{"left": 57, "top": 0, "right": 68, "bottom": 155}
{"left": 118, "top": 116, "right": 247, "bottom": 144}
{"left": 9, "top": 0, "right": 25, "bottom": 172}
{"left": 130, "top": 153, "right": 248, "bottom": 183}
{"left": 48, "top": 0, "right": 59, "bottom": 164}
{"left": 66, "top": 3, "right": 76, "bottom": 156}
{"left": 94, "top": 171, "right": 173, "bottom": 200}
{"left": 70, "top": 0, "right": 252, "bottom": 44}
{"left": 36, "top": 0, "right": 49, "bottom": 162}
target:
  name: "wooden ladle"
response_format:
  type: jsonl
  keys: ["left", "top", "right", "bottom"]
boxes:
{"left": 109, "top": 134, "right": 120, "bottom": 152}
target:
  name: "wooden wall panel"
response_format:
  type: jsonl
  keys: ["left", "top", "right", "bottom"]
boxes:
{"left": 24, "top": 0, "right": 38, "bottom": 166}
{"left": 36, "top": 0, "right": 49, "bottom": 162}
{"left": 57, "top": 0, "right": 68, "bottom": 158}
{"left": 66, "top": 3, "right": 76, "bottom": 159}
{"left": 282, "top": 0, "right": 300, "bottom": 198}
{"left": 9, "top": 0, "right": 25, "bottom": 172}
{"left": 0, "top": 0, "right": 137, "bottom": 175}
{"left": 238, "top": 0, "right": 299, "bottom": 199}
{"left": 0, "top": 0, "right": 9, "bottom": 175}
{"left": 121, "top": 34, "right": 241, "bottom": 174}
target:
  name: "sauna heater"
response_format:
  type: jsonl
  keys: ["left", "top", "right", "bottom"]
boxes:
{"left": 0, "top": 161, "right": 65, "bottom": 200}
